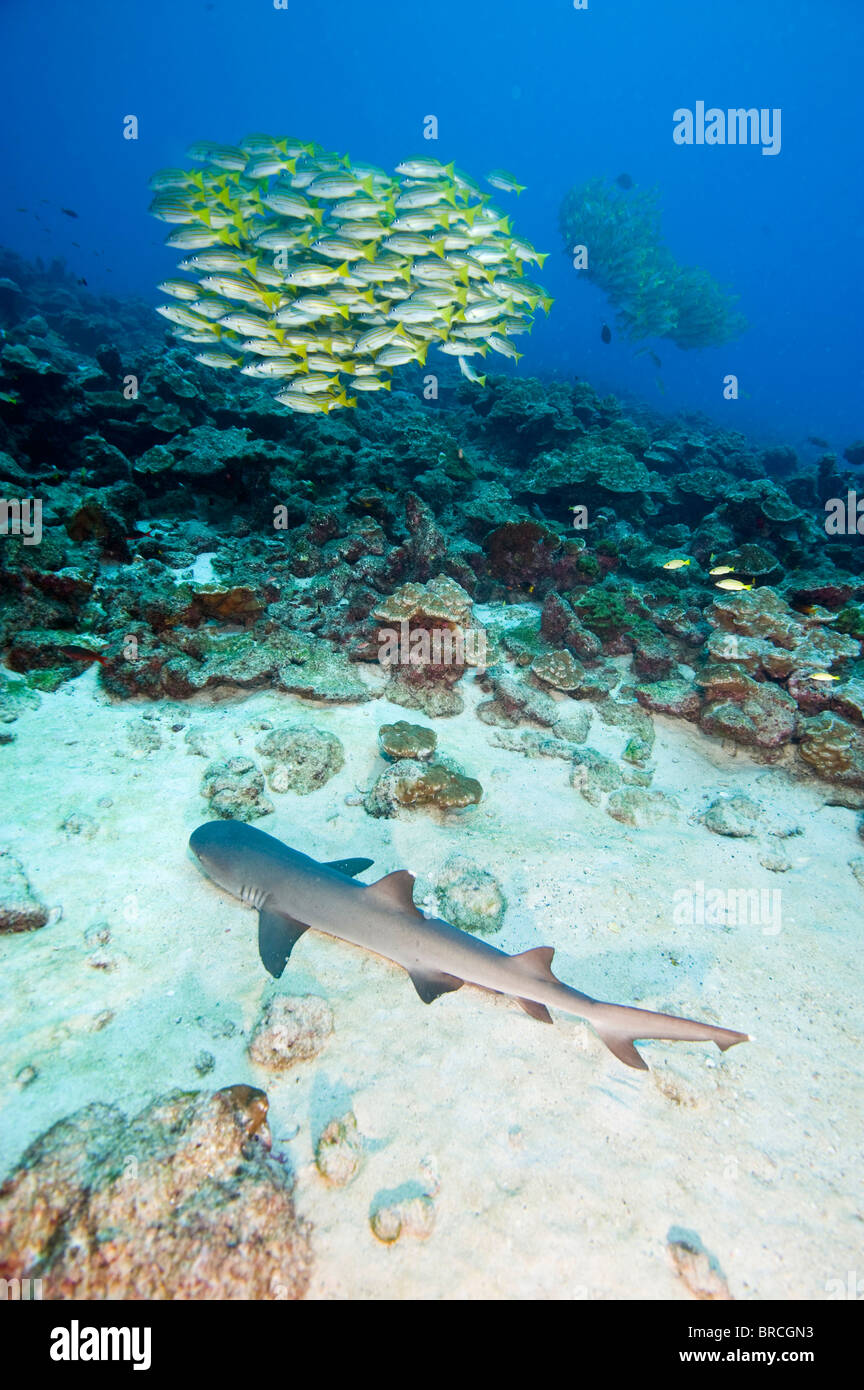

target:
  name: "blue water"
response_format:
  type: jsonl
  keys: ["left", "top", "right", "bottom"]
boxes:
{"left": 2, "top": 0, "right": 862, "bottom": 447}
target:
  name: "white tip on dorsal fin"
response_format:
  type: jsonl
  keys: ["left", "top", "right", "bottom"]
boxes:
{"left": 366, "top": 869, "right": 421, "bottom": 914}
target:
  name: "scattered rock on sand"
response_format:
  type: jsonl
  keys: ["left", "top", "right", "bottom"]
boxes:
{"left": 434, "top": 856, "right": 507, "bottom": 936}
{"left": 606, "top": 786, "right": 678, "bottom": 828}
{"left": 201, "top": 755, "right": 274, "bottom": 821}
{"left": 377, "top": 720, "right": 437, "bottom": 762}
{"left": 363, "top": 757, "right": 482, "bottom": 817}
{"left": 0, "top": 849, "right": 50, "bottom": 933}
{"left": 667, "top": 1229, "right": 732, "bottom": 1300}
{"left": 370, "top": 1192, "right": 436, "bottom": 1245}
{"left": 247, "top": 995, "right": 333, "bottom": 1071}
{"left": 255, "top": 722, "right": 344, "bottom": 794}
{"left": 315, "top": 1111, "right": 363, "bottom": 1186}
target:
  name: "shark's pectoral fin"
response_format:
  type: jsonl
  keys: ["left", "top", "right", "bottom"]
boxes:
{"left": 366, "top": 869, "right": 423, "bottom": 916}
{"left": 516, "top": 997, "right": 553, "bottom": 1024}
{"left": 258, "top": 908, "right": 310, "bottom": 979}
{"left": 325, "top": 856, "right": 374, "bottom": 878}
{"left": 408, "top": 968, "right": 464, "bottom": 1004}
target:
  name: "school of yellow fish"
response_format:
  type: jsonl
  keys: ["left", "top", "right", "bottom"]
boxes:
{"left": 149, "top": 136, "right": 551, "bottom": 413}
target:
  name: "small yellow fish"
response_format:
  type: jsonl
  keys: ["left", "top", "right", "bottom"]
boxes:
{"left": 715, "top": 579, "right": 753, "bottom": 591}
{"left": 662, "top": 558, "right": 691, "bottom": 570}
{"left": 709, "top": 565, "right": 735, "bottom": 576}
{"left": 809, "top": 672, "right": 840, "bottom": 682}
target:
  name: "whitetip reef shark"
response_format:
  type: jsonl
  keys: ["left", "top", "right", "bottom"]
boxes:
{"left": 189, "top": 820, "right": 749, "bottom": 1071}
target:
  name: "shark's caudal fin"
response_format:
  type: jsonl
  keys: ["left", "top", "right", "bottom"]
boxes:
{"left": 590, "top": 1001, "right": 750, "bottom": 1072}
{"left": 510, "top": 945, "right": 748, "bottom": 1069}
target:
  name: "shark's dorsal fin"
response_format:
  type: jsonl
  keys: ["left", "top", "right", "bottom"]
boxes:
{"left": 408, "top": 967, "right": 464, "bottom": 1004}
{"left": 325, "top": 856, "right": 374, "bottom": 879}
{"left": 512, "top": 945, "right": 557, "bottom": 979}
{"left": 258, "top": 907, "right": 310, "bottom": 979}
{"left": 365, "top": 870, "right": 421, "bottom": 914}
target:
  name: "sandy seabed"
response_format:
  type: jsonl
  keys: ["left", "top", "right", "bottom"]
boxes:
{"left": 1, "top": 642, "right": 862, "bottom": 1301}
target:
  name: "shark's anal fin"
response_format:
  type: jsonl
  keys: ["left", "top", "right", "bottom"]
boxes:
{"left": 325, "top": 856, "right": 374, "bottom": 878}
{"left": 408, "top": 968, "right": 464, "bottom": 1004}
{"left": 517, "top": 997, "right": 553, "bottom": 1024}
{"left": 258, "top": 908, "right": 310, "bottom": 979}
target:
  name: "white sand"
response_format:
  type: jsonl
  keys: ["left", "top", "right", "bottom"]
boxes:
{"left": 1, "top": 652, "right": 862, "bottom": 1300}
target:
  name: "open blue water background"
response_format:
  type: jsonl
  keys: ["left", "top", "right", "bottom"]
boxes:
{"left": 2, "top": 0, "right": 861, "bottom": 450}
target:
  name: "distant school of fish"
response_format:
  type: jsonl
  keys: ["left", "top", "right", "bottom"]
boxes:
{"left": 149, "top": 136, "right": 551, "bottom": 413}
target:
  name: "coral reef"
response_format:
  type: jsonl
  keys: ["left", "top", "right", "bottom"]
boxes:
{"left": 0, "top": 245, "right": 861, "bottom": 796}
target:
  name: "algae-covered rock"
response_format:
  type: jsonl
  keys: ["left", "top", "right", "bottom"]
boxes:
{"left": 478, "top": 665, "right": 591, "bottom": 741}
{"left": 605, "top": 787, "right": 678, "bottom": 828}
{"left": 0, "top": 668, "right": 41, "bottom": 723}
{"left": 630, "top": 624, "right": 676, "bottom": 680}
{"left": 371, "top": 574, "right": 484, "bottom": 718}
{"left": 363, "top": 758, "right": 482, "bottom": 817}
{"left": 798, "top": 711, "right": 864, "bottom": 788}
{"left": 377, "top": 720, "right": 437, "bottom": 762}
{"left": 634, "top": 676, "right": 701, "bottom": 721}
{"left": 0, "top": 1085, "right": 311, "bottom": 1299}
{"left": 255, "top": 723, "right": 344, "bottom": 795}
{"left": 697, "top": 666, "right": 797, "bottom": 749}
{"left": 434, "top": 856, "right": 507, "bottom": 936}
{"left": 275, "top": 638, "right": 370, "bottom": 704}
{"left": 570, "top": 747, "right": 625, "bottom": 805}
{"left": 315, "top": 1112, "right": 363, "bottom": 1186}
{"left": 201, "top": 755, "right": 274, "bottom": 821}
{"left": 530, "top": 649, "right": 586, "bottom": 692}
{"left": 0, "top": 849, "right": 50, "bottom": 933}
{"left": 370, "top": 1193, "right": 436, "bottom": 1245}
{"left": 701, "top": 794, "right": 764, "bottom": 838}
{"left": 248, "top": 995, "right": 334, "bottom": 1071}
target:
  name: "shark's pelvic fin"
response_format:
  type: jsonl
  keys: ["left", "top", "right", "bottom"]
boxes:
{"left": 325, "top": 856, "right": 374, "bottom": 878}
{"left": 258, "top": 907, "right": 310, "bottom": 979}
{"left": 409, "top": 967, "right": 465, "bottom": 1004}
{"left": 366, "top": 870, "right": 423, "bottom": 915}
{"left": 516, "top": 997, "right": 554, "bottom": 1023}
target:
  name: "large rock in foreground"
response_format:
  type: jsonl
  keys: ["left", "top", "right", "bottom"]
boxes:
{"left": 0, "top": 1085, "right": 312, "bottom": 1300}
